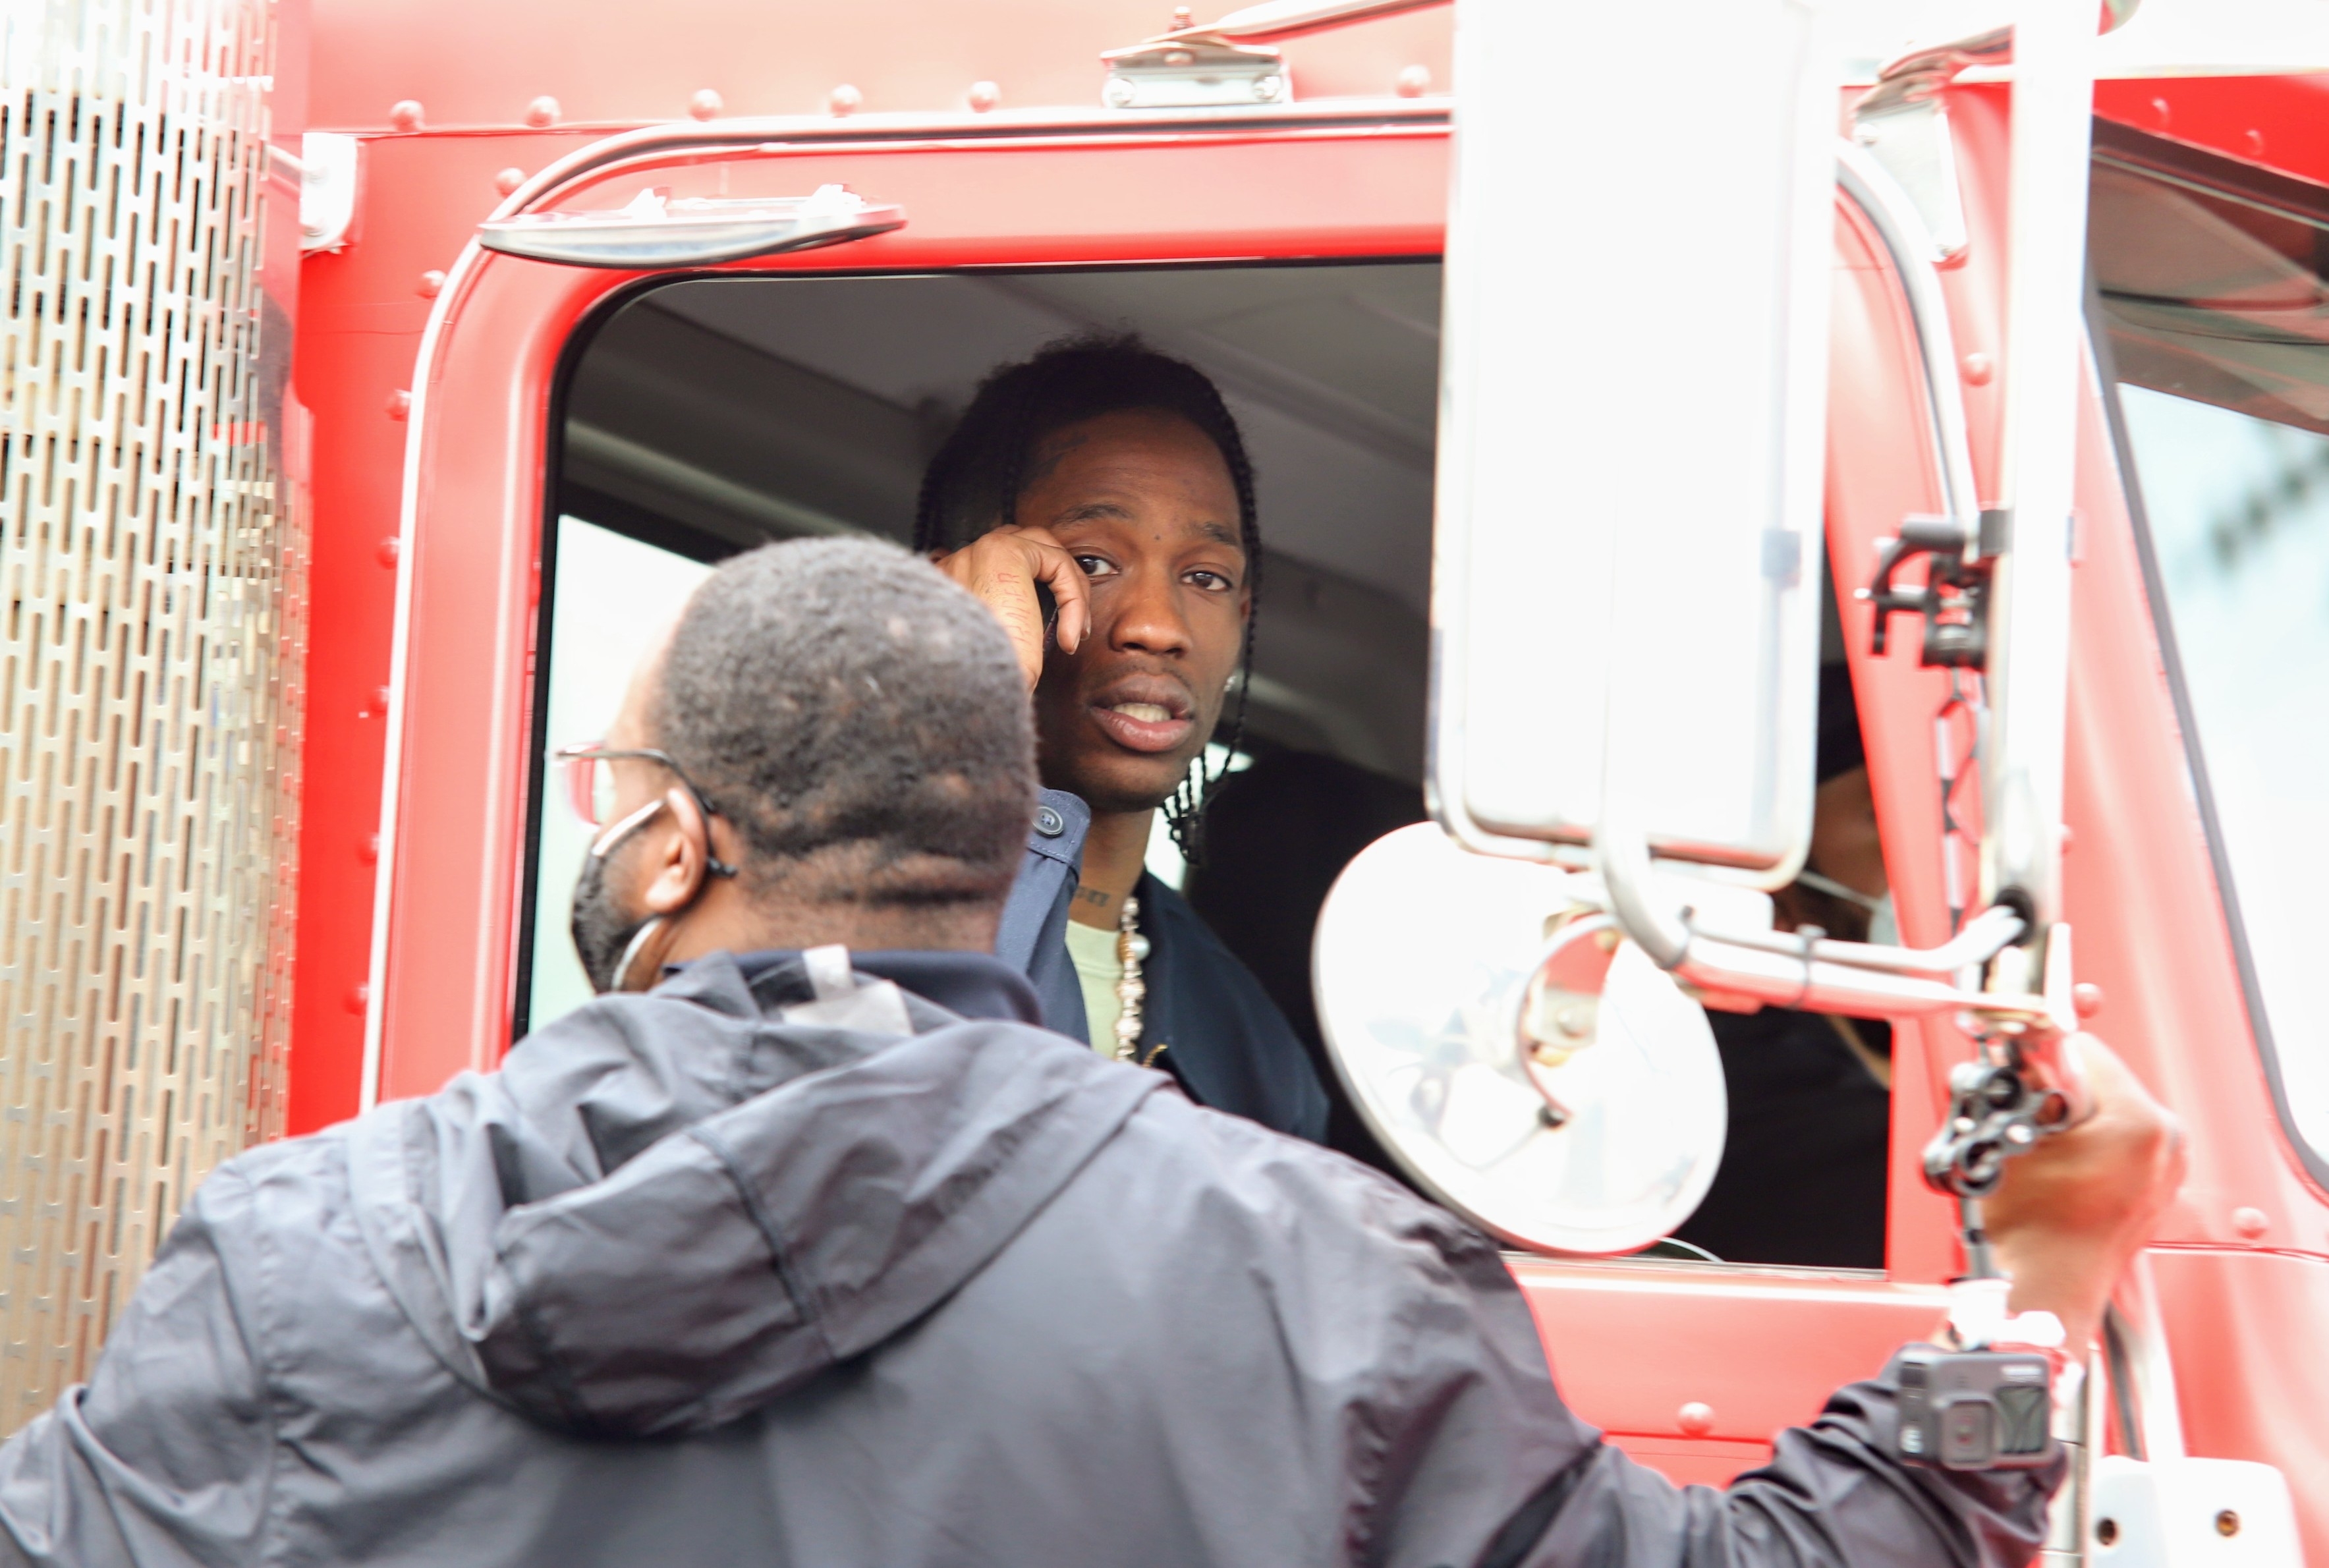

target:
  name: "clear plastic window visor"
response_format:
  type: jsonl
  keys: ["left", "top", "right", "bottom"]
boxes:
{"left": 2094, "top": 138, "right": 2329, "bottom": 1163}
{"left": 519, "top": 263, "right": 1440, "bottom": 1034}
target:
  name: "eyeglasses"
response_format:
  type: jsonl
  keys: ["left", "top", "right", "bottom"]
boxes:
{"left": 552, "top": 742, "right": 727, "bottom": 831}
{"left": 553, "top": 742, "right": 741, "bottom": 878}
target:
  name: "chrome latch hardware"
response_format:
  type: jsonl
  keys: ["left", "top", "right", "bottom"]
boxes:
{"left": 1094, "top": 9, "right": 1285, "bottom": 108}
{"left": 1098, "top": 1, "right": 1451, "bottom": 109}
{"left": 1101, "top": 28, "right": 1287, "bottom": 108}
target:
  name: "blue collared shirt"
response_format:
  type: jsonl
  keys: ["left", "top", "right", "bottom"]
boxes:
{"left": 992, "top": 789, "right": 1329, "bottom": 1145}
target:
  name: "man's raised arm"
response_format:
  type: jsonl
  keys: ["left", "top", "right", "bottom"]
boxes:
{"left": 1370, "top": 1034, "right": 2183, "bottom": 1568}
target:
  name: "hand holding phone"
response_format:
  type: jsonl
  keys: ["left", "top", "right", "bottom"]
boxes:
{"left": 932, "top": 524, "right": 1092, "bottom": 692}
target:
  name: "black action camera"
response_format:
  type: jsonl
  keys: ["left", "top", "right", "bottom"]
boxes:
{"left": 1894, "top": 1345, "right": 2055, "bottom": 1470}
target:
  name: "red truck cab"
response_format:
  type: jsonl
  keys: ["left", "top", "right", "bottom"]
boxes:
{"left": 3, "top": 0, "right": 2324, "bottom": 1557}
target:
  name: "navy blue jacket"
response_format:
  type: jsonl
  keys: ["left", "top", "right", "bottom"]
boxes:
{"left": 996, "top": 789, "right": 1330, "bottom": 1144}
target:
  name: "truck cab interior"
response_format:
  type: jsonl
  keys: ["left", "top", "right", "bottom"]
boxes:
{"left": 523, "top": 261, "right": 1438, "bottom": 1029}
{"left": 519, "top": 254, "right": 1901, "bottom": 1269}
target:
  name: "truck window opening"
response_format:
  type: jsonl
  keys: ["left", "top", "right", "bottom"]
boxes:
{"left": 517, "top": 257, "right": 1898, "bottom": 1266}
{"left": 2095, "top": 128, "right": 2329, "bottom": 1176}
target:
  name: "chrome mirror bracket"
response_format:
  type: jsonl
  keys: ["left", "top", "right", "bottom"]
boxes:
{"left": 293, "top": 132, "right": 360, "bottom": 255}
{"left": 1849, "top": 0, "right": 2145, "bottom": 268}
{"left": 1851, "top": 94, "right": 1974, "bottom": 264}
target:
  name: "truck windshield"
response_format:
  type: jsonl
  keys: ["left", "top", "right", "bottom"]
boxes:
{"left": 2094, "top": 133, "right": 2329, "bottom": 1163}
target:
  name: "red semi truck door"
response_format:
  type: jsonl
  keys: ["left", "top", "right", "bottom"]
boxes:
{"left": 375, "top": 102, "right": 1984, "bottom": 1486}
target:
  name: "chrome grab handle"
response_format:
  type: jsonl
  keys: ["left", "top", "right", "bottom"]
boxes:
{"left": 478, "top": 183, "right": 905, "bottom": 269}
{"left": 1836, "top": 141, "right": 1980, "bottom": 541}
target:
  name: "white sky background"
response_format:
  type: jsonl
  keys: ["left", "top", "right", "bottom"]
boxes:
{"left": 528, "top": 520, "right": 712, "bottom": 1031}
{"left": 2119, "top": 389, "right": 2329, "bottom": 1158}
{"left": 1828, "top": 0, "right": 2329, "bottom": 76}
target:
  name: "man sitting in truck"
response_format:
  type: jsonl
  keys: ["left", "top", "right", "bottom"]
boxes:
{"left": 0, "top": 538, "right": 2182, "bottom": 1567}
{"left": 919, "top": 333, "right": 1330, "bottom": 1145}
{"left": 1677, "top": 663, "right": 1898, "bottom": 1268}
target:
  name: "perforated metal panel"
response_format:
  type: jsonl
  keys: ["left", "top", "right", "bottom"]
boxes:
{"left": 0, "top": 0, "right": 299, "bottom": 1428}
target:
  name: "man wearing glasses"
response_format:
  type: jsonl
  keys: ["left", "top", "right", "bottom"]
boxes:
{"left": 0, "top": 538, "right": 2183, "bottom": 1567}
{"left": 551, "top": 739, "right": 741, "bottom": 995}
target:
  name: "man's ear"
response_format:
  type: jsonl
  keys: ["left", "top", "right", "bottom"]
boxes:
{"left": 638, "top": 786, "right": 713, "bottom": 914}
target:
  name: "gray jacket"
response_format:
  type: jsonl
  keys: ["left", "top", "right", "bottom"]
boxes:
{"left": 0, "top": 949, "right": 2056, "bottom": 1567}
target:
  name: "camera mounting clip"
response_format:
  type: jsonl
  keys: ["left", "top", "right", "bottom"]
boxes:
{"left": 1858, "top": 511, "right": 2005, "bottom": 669}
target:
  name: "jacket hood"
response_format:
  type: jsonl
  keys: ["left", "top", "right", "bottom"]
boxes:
{"left": 345, "top": 950, "right": 1160, "bottom": 1438}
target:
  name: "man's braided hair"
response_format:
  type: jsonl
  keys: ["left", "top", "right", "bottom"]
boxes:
{"left": 912, "top": 331, "right": 1260, "bottom": 862}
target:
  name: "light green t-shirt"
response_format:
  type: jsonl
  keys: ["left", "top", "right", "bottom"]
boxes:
{"left": 1063, "top": 918, "right": 1123, "bottom": 1056}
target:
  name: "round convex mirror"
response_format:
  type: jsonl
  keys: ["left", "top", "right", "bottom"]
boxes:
{"left": 1313, "top": 823, "right": 1727, "bottom": 1254}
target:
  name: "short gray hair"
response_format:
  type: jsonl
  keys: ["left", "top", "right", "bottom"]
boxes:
{"left": 651, "top": 537, "right": 1034, "bottom": 907}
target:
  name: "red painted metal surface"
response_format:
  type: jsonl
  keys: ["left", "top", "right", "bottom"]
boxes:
{"left": 362, "top": 112, "right": 1996, "bottom": 1494}
{"left": 1512, "top": 1259, "right": 1950, "bottom": 1479}
{"left": 289, "top": 130, "right": 592, "bottom": 1133}
{"left": 306, "top": 0, "right": 1452, "bottom": 132}
{"left": 1854, "top": 85, "right": 2329, "bottom": 1555}
{"left": 1828, "top": 174, "right": 1984, "bottom": 1289}
{"left": 2095, "top": 72, "right": 2329, "bottom": 188}
{"left": 2151, "top": 1248, "right": 2329, "bottom": 1492}
{"left": 374, "top": 119, "right": 1451, "bottom": 1106}
{"left": 279, "top": 13, "right": 2329, "bottom": 1514}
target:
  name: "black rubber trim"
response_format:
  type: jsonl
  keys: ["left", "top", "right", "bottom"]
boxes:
{"left": 509, "top": 278, "right": 653, "bottom": 1040}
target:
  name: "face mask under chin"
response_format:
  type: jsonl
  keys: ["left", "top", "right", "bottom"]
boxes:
{"left": 1793, "top": 869, "right": 1899, "bottom": 950}
{"left": 571, "top": 839, "right": 659, "bottom": 995}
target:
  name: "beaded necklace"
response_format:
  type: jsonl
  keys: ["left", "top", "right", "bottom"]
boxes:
{"left": 1111, "top": 895, "right": 1164, "bottom": 1068}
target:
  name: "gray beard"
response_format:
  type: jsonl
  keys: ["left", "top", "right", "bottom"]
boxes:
{"left": 569, "top": 843, "right": 651, "bottom": 995}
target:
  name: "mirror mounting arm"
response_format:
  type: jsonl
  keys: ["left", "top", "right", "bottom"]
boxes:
{"left": 1596, "top": 784, "right": 2044, "bottom": 1021}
